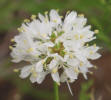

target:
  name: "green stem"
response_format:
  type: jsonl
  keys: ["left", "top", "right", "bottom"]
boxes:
{"left": 54, "top": 82, "right": 59, "bottom": 100}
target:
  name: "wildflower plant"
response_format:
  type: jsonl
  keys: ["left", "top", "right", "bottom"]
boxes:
{"left": 10, "top": 9, "right": 101, "bottom": 99}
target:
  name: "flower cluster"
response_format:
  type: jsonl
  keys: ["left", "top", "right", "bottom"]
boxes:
{"left": 10, "top": 9, "right": 101, "bottom": 85}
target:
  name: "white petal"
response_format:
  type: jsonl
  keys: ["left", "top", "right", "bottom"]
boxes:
{"left": 75, "top": 52, "right": 87, "bottom": 62}
{"left": 38, "top": 13, "right": 45, "bottom": 22}
{"left": 36, "top": 72, "right": 47, "bottom": 84}
{"left": 36, "top": 60, "right": 43, "bottom": 72}
{"left": 86, "top": 46, "right": 99, "bottom": 53}
{"left": 60, "top": 72, "right": 67, "bottom": 82}
{"left": 30, "top": 75, "right": 36, "bottom": 83}
{"left": 67, "top": 58, "right": 79, "bottom": 67}
{"left": 19, "top": 65, "right": 31, "bottom": 78}
{"left": 50, "top": 9, "right": 61, "bottom": 25}
{"left": 49, "top": 59, "right": 58, "bottom": 69}
{"left": 64, "top": 11, "right": 77, "bottom": 24}
{"left": 51, "top": 72, "right": 60, "bottom": 82}
{"left": 79, "top": 66, "right": 88, "bottom": 79}
{"left": 89, "top": 53, "right": 101, "bottom": 60}
{"left": 65, "top": 68, "right": 78, "bottom": 80}
{"left": 43, "top": 42, "right": 54, "bottom": 47}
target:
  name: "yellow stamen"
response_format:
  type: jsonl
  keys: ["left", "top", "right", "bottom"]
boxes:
{"left": 45, "top": 11, "right": 48, "bottom": 15}
{"left": 82, "top": 42, "right": 85, "bottom": 46}
{"left": 93, "top": 43, "right": 96, "bottom": 48}
{"left": 42, "top": 60, "right": 44, "bottom": 64}
{"left": 23, "top": 40, "right": 27, "bottom": 44}
{"left": 9, "top": 46, "right": 13, "bottom": 50}
{"left": 74, "top": 67, "right": 80, "bottom": 73}
{"left": 89, "top": 72, "right": 93, "bottom": 75}
{"left": 53, "top": 19, "right": 57, "bottom": 23}
{"left": 80, "top": 62, "right": 83, "bottom": 66}
{"left": 31, "top": 15, "right": 36, "bottom": 20}
{"left": 80, "top": 34, "right": 84, "bottom": 39}
{"left": 17, "top": 27, "right": 25, "bottom": 32}
{"left": 57, "top": 82, "right": 60, "bottom": 86}
{"left": 41, "top": 33, "right": 47, "bottom": 37}
{"left": 11, "top": 39, "right": 14, "bottom": 42}
{"left": 52, "top": 67, "right": 58, "bottom": 73}
{"left": 74, "top": 34, "right": 79, "bottom": 40}
{"left": 26, "top": 48, "right": 34, "bottom": 53}
{"left": 94, "top": 29, "right": 99, "bottom": 34}
{"left": 56, "top": 9, "right": 59, "bottom": 12}
{"left": 94, "top": 65, "right": 98, "bottom": 69}
{"left": 90, "top": 51, "right": 94, "bottom": 55}
{"left": 45, "top": 18, "right": 48, "bottom": 23}
{"left": 35, "top": 54, "right": 38, "bottom": 57}
{"left": 68, "top": 79, "right": 71, "bottom": 82}
{"left": 69, "top": 54, "right": 73, "bottom": 59}
{"left": 54, "top": 56, "right": 57, "bottom": 59}
{"left": 78, "top": 14, "right": 84, "bottom": 17}
{"left": 60, "top": 16, "right": 63, "bottom": 18}
{"left": 13, "top": 69, "right": 19, "bottom": 72}
{"left": 66, "top": 10, "right": 70, "bottom": 15}
{"left": 30, "top": 67, "right": 34, "bottom": 72}
{"left": 73, "top": 23, "right": 77, "bottom": 26}
{"left": 86, "top": 44, "right": 89, "bottom": 47}
{"left": 24, "top": 19, "right": 30, "bottom": 23}
{"left": 32, "top": 72, "right": 37, "bottom": 77}
{"left": 17, "top": 28, "right": 22, "bottom": 32}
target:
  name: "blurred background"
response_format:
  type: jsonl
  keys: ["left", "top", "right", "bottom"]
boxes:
{"left": 0, "top": 0, "right": 111, "bottom": 100}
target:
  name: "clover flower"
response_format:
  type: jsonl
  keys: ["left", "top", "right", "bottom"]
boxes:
{"left": 10, "top": 9, "right": 101, "bottom": 92}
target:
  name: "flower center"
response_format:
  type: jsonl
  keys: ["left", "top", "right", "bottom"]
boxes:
{"left": 49, "top": 42, "right": 65, "bottom": 57}
{"left": 50, "top": 31, "right": 64, "bottom": 42}
{"left": 49, "top": 31, "right": 66, "bottom": 57}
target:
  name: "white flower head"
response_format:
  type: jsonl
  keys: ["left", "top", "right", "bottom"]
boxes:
{"left": 10, "top": 9, "right": 101, "bottom": 93}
